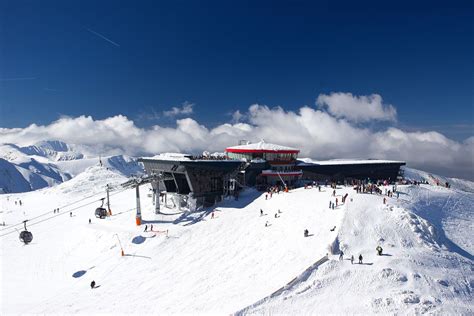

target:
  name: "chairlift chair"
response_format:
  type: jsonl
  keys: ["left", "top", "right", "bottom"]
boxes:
{"left": 19, "top": 220, "right": 33, "bottom": 244}
{"left": 95, "top": 198, "right": 108, "bottom": 219}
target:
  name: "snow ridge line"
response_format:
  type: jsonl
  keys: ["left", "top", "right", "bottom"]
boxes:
{"left": 234, "top": 254, "right": 329, "bottom": 315}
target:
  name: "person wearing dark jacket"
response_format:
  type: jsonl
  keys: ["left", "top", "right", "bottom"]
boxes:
{"left": 359, "top": 254, "right": 363, "bottom": 264}
{"left": 90, "top": 280, "right": 96, "bottom": 289}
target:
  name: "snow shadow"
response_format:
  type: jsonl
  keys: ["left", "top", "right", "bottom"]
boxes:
{"left": 132, "top": 235, "right": 146, "bottom": 244}
{"left": 124, "top": 254, "right": 151, "bottom": 259}
{"left": 72, "top": 270, "right": 87, "bottom": 278}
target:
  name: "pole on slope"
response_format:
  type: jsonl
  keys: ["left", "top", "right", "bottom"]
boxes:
{"left": 114, "top": 234, "right": 125, "bottom": 256}
{"left": 155, "top": 188, "right": 160, "bottom": 214}
{"left": 106, "top": 184, "right": 112, "bottom": 216}
{"left": 136, "top": 185, "right": 142, "bottom": 226}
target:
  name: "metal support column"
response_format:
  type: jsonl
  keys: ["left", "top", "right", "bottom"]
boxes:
{"left": 106, "top": 184, "right": 112, "bottom": 215}
{"left": 155, "top": 188, "right": 160, "bottom": 214}
{"left": 136, "top": 186, "right": 142, "bottom": 225}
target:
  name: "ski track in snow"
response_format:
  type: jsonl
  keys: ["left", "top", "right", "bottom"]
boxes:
{"left": 0, "top": 167, "right": 473, "bottom": 315}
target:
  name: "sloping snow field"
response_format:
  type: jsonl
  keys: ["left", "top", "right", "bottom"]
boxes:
{"left": 1, "top": 166, "right": 473, "bottom": 315}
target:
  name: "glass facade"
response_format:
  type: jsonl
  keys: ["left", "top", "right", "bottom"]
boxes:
{"left": 227, "top": 151, "right": 297, "bottom": 162}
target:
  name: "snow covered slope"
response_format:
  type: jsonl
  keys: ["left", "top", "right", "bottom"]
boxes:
{"left": 0, "top": 140, "right": 142, "bottom": 193}
{"left": 242, "top": 184, "right": 473, "bottom": 315}
{"left": 403, "top": 166, "right": 474, "bottom": 193}
{"left": 1, "top": 166, "right": 473, "bottom": 314}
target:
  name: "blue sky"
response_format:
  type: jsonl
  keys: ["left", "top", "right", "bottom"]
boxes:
{"left": 0, "top": 0, "right": 472, "bottom": 140}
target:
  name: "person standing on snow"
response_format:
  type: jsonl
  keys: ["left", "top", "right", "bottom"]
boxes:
{"left": 144, "top": 225, "right": 148, "bottom": 232}
{"left": 359, "top": 254, "right": 363, "bottom": 264}
{"left": 260, "top": 209, "right": 263, "bottom": 216}
{"left": 90, "top": 280, "right": 96, "bottom": 289}
{"left": 339, "top": 251, "right": 344, "bottom": 261}
{"left": 351, "top": 255, "right": 354, "bottom": 264}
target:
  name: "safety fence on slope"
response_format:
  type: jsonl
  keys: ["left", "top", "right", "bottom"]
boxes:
{"left": 234, "top": 254, "right": 329, "bottom": 315}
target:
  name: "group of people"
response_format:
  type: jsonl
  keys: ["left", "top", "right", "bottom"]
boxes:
{"left": 52, "top": 208, "right": 60, "bottom": 214}
{"left": 303, "top": 181, "right": 322, "bottom": 191}
{"left": 339, "top": 251, "right": 364, "bottom": 264}
{"left": 143, "top": 224, "right": 154, "bottom": 232}
{"left": 262, "top": 208, "right": 282, "bottom": 227}
{"left": 265, "top": 185, "right": 286, "bottom": 199}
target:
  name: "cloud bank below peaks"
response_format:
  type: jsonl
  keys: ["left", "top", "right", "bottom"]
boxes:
{"left": 0, "top": 93, "right": 472, "bottom": 180}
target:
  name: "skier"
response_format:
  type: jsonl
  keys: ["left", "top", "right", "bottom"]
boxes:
{"left": 211, "top": 212, "right": 214, "bottom": 219}
{"left": 330, "top": 226, "right": 336, "bottom": 232}
{"left": 329, "top": 201, "right": 331, "bottom": 209}
{"left": 336, "top": 198, "right": 338, "bottom": 207}
{"left": 260, "top": 209, "right": 263, "bottom": 216}
{"left": 304, "top": 229, "right": 309, "bottom": 237}
{"left": 274, "top": 213, "right": 279, "bottom": 218}
{"left": 265, "top": 221, "right": 269, "bottom": 227}
{"left": 339, "top": 251, "right": 344, "bottom": 261}
{"left": 383, "top": 197, "right": 386, "bottom": 204}
{"left": 88, "top": 218, "right": 91, "bottom": 224}
{"left": 150, "top": 224, "right": 154, "bottom": 231}
{"left": 278, "top": 209, "right": 282, "bottom": 214}
{"left": 90, "top": 280, "right": 96, "bottom": 289}
{"left": 359, "top": 254, "right": 363, "bottom": 264}
{"left": 144, "top": 225, "right": 148, "bottom": 232}
{"left": 376, "top": 245, "right": 383, "bottom": 256}
{"left": 19, "top": 200, "right": 22, "bottom": 206}
{"left": 265, "top": 194, "right": 268, "bottom": 200}
{"left": 332, "top": 190, "right": 336, "bottom": 197}
{"left": 69, "top": 212, "right": 72, "bottom": 217}
{"left": 350, "top": 255, "right": 354, "bottom": 264}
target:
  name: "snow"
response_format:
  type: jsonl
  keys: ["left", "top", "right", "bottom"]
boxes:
{"left": 226, "top": 140, "right": 299, "bottom": 152}
{"left": 0, "top": 140, "right": 142, "bottom": 193}
{"left": 147, "top": 153, "right": 193, "bottom": 161}
{"left": 241, "top": 182, "right": 473, "bottom": 314}
{"left": 299, "top": 157, "right": 406, "bottom": 165}
{"left": 0, "top": 165, "right": 473, "bottom": 314}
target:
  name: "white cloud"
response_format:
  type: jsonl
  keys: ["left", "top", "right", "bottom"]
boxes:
{"left": 231, "top": 110, "right": 245, "bottom": 123}
{"left": 163, "top": 101, "right": 194, "bottom": 117}
{"left": 317, "top": 92, "right": 397, "bottom": 122}
{"left": 1, "top": 94, "right": 472, "bottom": 180}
